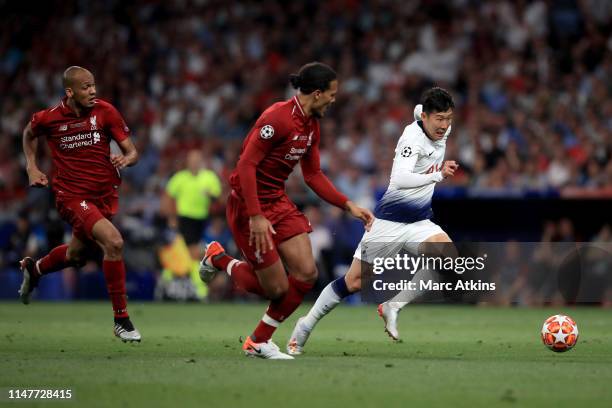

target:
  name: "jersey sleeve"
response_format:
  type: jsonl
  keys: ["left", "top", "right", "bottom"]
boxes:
{"left": 166, "top": 172, "right": 182, "bottom": 198}
{"left": 30, "top": 111, "right": 46, "bottom": 137}
{"left": 204, "top": 170, "right": 222, "bottom": 198}
{"left": 246, "top": 111, "right": 288, "bottom": 154}
{"left": 300, "top": 128, "right": 348, "bottom": 209}
{"left": 104, "top": 103, "right": 130, "bottom": 142}
{"left": 236, "top": 110, "right": 291, "bottom": 216}
{"left": 393, "top": 126, "right": 424, "bottom": 173}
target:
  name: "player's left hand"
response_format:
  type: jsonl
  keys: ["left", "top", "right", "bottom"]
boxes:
{"left": 110, "top": 154, "right": 131, "bottom": 169}
{"left": 441, "top": 160, "right": 459, "bottom": 178}
{"left": 345, "top": 201, "right": 374, "bottom": 231}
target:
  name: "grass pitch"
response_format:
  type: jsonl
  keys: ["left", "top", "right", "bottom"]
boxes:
{"left": 1, "top": 302, "right": 611, "bottom": 407}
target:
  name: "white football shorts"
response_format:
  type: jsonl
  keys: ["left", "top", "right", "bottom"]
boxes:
{"left": 353, "top": 218, "right": 446, "bottom": 263}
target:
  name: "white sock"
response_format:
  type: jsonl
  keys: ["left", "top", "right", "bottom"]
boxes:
{"left": 301, "top": 282, "right": 342, "bottom": 331}
{"left": 262, "top": 313, "right": 280, "bottom": 329}
{"left": 226, "top": 259, "right": 239, "bottom": 276}
{"left": 386, "top": 268, "right": 438, "bottom": 310}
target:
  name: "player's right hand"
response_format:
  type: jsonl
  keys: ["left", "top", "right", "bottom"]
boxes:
{"left": 345, "top": 201, "right": 375, "bottom": 231}
{"left": 27, "top": 167, "right": 48, "bottom": 188}
{"left": 249, "top": 215, "right": 276, "bottom": 254}
{"left": 441, "top": 161, "right": 459, "bottom": 179}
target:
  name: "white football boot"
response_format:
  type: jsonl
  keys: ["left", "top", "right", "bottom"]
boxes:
{"left": 378, "top": 302, "right": 401, "bottom": 341}
{"left": 114, "top": 319, "right": 142, "bottom": 343}
{"left": 286, "top": 317, "right": 311, "bottom": 355}
{"left": 242, "top": 336, "right": 294, "bottom": 360}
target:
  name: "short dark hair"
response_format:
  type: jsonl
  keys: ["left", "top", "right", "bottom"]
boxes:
{"left": 289, "top": 62, "right": 337, "bottom": 94}
{"left": 421, "top": 87, "right": 455, "bottom": 114}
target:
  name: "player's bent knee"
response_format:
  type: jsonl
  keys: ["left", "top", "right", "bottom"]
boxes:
{"left": 66, "top": 249, "right": 86, "bottom": 267}
{"left": 346, "top": 274, "right": 361, "bottom": 292}
{"left": 289, "top": 261, "right": 318, "bottom": 283}
{"left": 102, "top": 235, "right": 124, "bottom": 257}
{"left": 264, "top": 282, "right": 289, "bottom": 300}
{"left": 419, "top": 234, "right": 455, "bottom": 258}
{"left": 299, "top": 266, "right": 318, "bottom": 284}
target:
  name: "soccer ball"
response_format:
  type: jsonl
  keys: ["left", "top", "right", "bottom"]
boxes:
{"left": 541, "top": 314, "right": 579, "bottom": 352}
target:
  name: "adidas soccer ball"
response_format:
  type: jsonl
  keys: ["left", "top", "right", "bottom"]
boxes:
{"left": 541, "top": 314, "right": 579, "bottom": 352}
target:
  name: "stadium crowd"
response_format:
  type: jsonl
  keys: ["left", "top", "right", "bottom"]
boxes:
{"left": 0, "top": 0, "right": 611, "bottom": 302}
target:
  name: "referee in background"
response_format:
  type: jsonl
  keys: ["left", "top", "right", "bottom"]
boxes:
{"left": 163, "top": 149, "right": 221, "bottom": 299}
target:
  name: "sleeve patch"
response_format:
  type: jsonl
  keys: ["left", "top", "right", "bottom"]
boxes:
{"left": 401, "top": 146, "right": 412, "bottom": 158}
{"left": 259, "top": 125, "right": 275, "bottom": 139}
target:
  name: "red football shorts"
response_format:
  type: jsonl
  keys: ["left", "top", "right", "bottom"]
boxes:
{"left": 226, "top": 191, "right": 312, "bottom": 269}
{"left": 55, "top": 193, "right": 118, "bottom": 241}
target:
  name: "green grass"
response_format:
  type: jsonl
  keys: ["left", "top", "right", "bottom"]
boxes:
{"left": 1, "top": 302, "right": 611, "bottom": 408}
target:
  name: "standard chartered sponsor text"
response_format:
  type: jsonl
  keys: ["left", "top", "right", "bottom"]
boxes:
{"left": 60, "top": 132, "right": 93, "bottom": 150}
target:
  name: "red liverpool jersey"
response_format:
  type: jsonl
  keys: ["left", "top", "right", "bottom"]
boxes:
{"left": 230, "top": 96, "right": 347, "bottom": 216}
{"left": 30, "top": 98, "right": 130, "bottom": 198}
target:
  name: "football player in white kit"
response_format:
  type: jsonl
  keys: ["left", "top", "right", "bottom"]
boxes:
{"left": 287, "top": 87, "right": 458, "bottom": 355}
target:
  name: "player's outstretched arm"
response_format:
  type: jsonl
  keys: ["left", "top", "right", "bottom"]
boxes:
{"left": 111, "top": 138, "right": 139, "bottom": 169}
{"left": 301, "top": 143, "right": 373, "bottom": 230}
{"left": 22, "top": 122, "right": 48, "bottom": 188}
{"left": 301, "top": 142, "right": 348, "bottom": 206}
{"left": 345, "top": 201, "right": 374, "bottom": 231}
{"left": 391, "top": 160, "right": 458, "bottom": 189}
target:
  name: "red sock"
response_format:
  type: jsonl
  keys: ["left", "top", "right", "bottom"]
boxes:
{"left": 252, "top": 276, "right": 314, "bottom": 342}
{"left": 38, "top": 244, "right": 71, "bottom": 275}
{"left": 102, "top": 259, "right": 128, "bottom": 318}
{"left": 229, "top": 261, "right": 265, "bottom": 297}
{"left": 211, "top": 253, "right": 233, "bottom": 270}
{"left": 213, "top": 254, "right": 265, "bottom": 297}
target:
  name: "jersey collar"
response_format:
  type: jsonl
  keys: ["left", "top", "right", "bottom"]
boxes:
{"left": 59, "top": 97, "right": 95, "bottom": 117}
{"left": 292, "top": 95, "right": 307, "bottom": 120}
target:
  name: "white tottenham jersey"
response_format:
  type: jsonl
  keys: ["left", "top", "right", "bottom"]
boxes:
{"left": 374, "top": 120, "right": 448, "bottom": 223}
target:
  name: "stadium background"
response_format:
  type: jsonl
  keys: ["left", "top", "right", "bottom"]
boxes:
{"left": 0, "top": 0, "right": 610, "bottom": 304}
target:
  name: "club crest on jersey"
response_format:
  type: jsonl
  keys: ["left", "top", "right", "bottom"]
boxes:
{"left": 80, "top": 200, "right": 89, "bottom": 211}
{"left": 401, "top": 146, "right": 412, "bottom": 157}
{"left": 90, "top": 115, "right": 97, "bottom": 130}
{"left": 260, "top": 125, "right": 274, "bottom": 139}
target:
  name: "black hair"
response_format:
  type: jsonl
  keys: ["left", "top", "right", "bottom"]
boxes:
{"left": 289, "top": 62, "right": 337, "bottom": 94}
{"left": 421, "top": 87, "right": 455, "bottom": 114}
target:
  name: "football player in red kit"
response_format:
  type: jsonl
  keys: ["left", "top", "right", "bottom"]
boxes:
{"left": 20, "top": 66, "right": 141, "bottom": 342}
{"left": 200, "top": 62, "right": 374, "bottom": 359}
